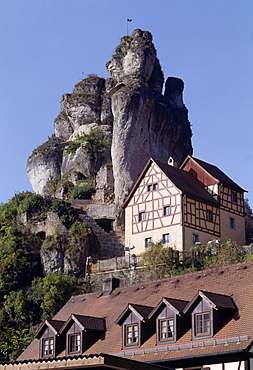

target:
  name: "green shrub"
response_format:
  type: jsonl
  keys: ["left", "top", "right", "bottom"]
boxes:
{"left": 18, "top": 194, "right": 49, "bottom": 215}
{"left": 70, "top": 183, "right": 95, "bottom": 199}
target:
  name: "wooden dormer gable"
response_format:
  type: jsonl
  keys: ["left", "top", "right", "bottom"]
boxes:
{"left": 181, "top": 156, "right": 220, "bottom": 188}
{"left": 59, "top": 314, "right": 106, "bottom": 356}
{"left": 181, "top": 156, "right": 245, "bottom": 195}
{"left": 183, "top": 290, "right": 238, "bottom": 341}
{"left": 116, "top": 303, "right": 154, "bottom": 349}
{"left": 34, "top": 319, "right": 64, "bottom": 358}
{"left": 148, "top": 298, "right": 189, "bottom": 344}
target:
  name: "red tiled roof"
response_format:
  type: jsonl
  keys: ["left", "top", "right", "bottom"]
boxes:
{"left": 191, "top": 157, "right": 246, "bottom": 192}
{"left": 19, "top": 261, "right": 253, "bottom": 367}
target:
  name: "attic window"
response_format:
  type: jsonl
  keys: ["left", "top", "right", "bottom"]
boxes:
{"left": 153, "top": 183, "right": 158, "bottom": 190}
{"left": 159, "top": 318, "right": 174, "bottom": 341}
{"left": 139, "top": 212, "right": 146, "bottom": 221}
{"left": 68, "top": 333, "right": 81, "bottom": 354}
{"left": 147, "top": 184, "right": 152, "bottom": 192}
{"left": 42, "top": 338, "right": 54, "bottom": 357}
{"left": 125, "top": 324, "right": 139, "bottom": 346}
{"left": 164, "top": 206, "right": 170, "bottom": 216}
{"left": 194, "top": 312, "right": 211, "bottom": 336}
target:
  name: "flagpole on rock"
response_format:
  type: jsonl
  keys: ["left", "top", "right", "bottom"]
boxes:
{"left": 127, "top": 19, "right": 132, "bottom": 36}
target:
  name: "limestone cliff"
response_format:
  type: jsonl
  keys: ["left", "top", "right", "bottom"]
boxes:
{"left": 27, "top": 29, "right": 193, "bottom": 229}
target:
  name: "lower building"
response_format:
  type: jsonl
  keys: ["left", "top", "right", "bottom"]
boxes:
{"left": 3, "top": 261, "right": 253, "bottom": 370}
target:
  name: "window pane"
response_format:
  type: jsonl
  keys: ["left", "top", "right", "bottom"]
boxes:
{"left": 195, "top": 312, "right": 210, "bottom": 336}
{"left": 125, "top": 324, "right": 139, "bottom": 346}
{"left": 69, "top": 333, "right": 81, "bottom": 353}
{"left": 159, "top": 319, "right": 174, "bottom": 341}
{"left": 145, "top": 237, "right": 152, "bottom": 248}
{"left": 162, "top": 233, "right": 170, "bottom": 244}
{"left": 164, "top": 206, "right": 170, "bottom": 216}
{"left": 43, "top": 338, "right": 54, "bottom": 356}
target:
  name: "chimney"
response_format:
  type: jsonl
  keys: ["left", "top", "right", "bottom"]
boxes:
{"left": 168, "top": 157, "right": 177, "bottom": 167}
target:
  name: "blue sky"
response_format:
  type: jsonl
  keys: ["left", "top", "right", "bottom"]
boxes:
{"left": 0, "top": 0, "right": 252, "bottom": 207}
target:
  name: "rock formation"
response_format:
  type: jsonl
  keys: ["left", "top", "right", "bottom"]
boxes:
{"left": 27, "top": 29, "right": 193, "bottom": 230}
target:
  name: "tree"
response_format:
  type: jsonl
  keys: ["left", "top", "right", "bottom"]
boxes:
{"left": 30, "top": 272, "right": 76, "bottom": 319}
{"left": 245, "top": 198, "right": 253, "bottom": 244}
{"left": 65, "top": 127, "right": 111, "bottom": 178}
{"left": 140, "top": 241, "right": 180, "bottom": 281}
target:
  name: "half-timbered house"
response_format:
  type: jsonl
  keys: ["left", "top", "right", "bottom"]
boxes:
{"left": 123, "top": 156, "right": 245, "bottom": 255}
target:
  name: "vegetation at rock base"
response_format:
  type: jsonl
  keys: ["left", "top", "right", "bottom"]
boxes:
{"left": 70, "top": 182, "right": 95, "bottom": 199}
{"left": 0, "top": 193, "right": 92, "bottom": 361}
{"left": 0, "top": 193, "right": 252, "bottom": 361}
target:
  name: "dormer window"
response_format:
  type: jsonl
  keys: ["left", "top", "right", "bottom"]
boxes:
{"left": 194, "top": 312, "right": 211, "bottom": 336}
{"left": 183, "top": 290, "right": 237, "bottom": 341}
{"left": 148, "top": 297, "right": 189, "bottom": 345}
{"left": 125, "top": 323, "right": 139, "bottom": 346}
{"left": 159, "top": 318, "right": 174, "bottom": 341}
{"left": 59, "top": 314, "right": 105, "bottom": 356}
{"left": 116, "top": 303, "right": 154, "bottom": 350}
{"left": 34, "top": 319, "right": 64, "bottom": 359}
{"left": 69, "top": 333, "right": 81, "bottom": 354}
{"left": 42, "top": 338, "right": 54, "bottom": 357}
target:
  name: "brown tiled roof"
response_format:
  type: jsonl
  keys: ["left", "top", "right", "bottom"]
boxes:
{"left": 164, "top": 297, "right": 189, "bottom": 312}
{"left": 59, "top": 314, "right": 105, "bottom": 333}
{"left": 34, "top": 319, "right": 65, "bottom": 338}
{"left": 149, "top": 297, "right": 189, "bottom": 319}
{"left": 183, "top": 290, "right": 237, "bottom": 313}
{"left": 201, "top": 290, "right": 237, "bottom": 310}
{"left": 73, "top": 314, "right": 105, "bottom": 331}
{"left": 191, "top": 157, "right": 246, "bottom": 192}
{"left": 154, "top": 159, "right": 218, "bottom": 206}
{"left": 116, "top": 303, "right": 154, "bottom": 324}
{"left": 19, "top": 261, "right": 253, "bottom": 367}
{"left": 122, "top": 157, "right": 219, "bottom": 208}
